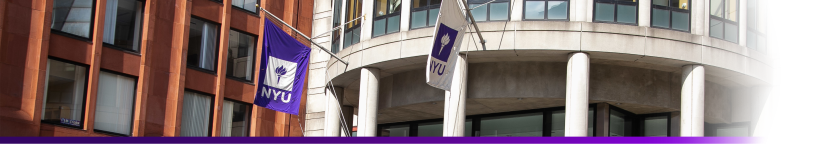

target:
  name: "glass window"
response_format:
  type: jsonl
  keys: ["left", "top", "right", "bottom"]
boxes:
{"left": 480, "top": 112, "right": 542, "bottom": 137}
{"left": 468, "top": 0, "right": 510, "bottom": 22}
{"left": 343, "top": 0, "right": 362, "bottom": 49}
{"left": 227, "top": 30, "right": 256, "bottom": 82}
{"left": 380, "top": 124, "right": 410, "bottom": 137}
{"left": 706, "top": 123, "right": 750, "bottom": 137}
{"left": 373, "top": 0, "right": 401, "bottom": 37}
{"left": 709, "top": 0, "right": 738, "bottom": 43}
{"left": 187, "top": 18, "right": 219, "bottom": 71}
{"left": 550, "top": 110, "right": 564, "bottom": 136}
{"left": 103, "top": 0, "right": 144, "bottom": 51}
{"left": 52, "top": 0, "right": 95, "bottom": 38}
{"left": 417, "top": 122, "right": 443, "bottom": 137}
{"left": 410, "top": 0, "right": 441, "bottom": 29}
{"left": 232, "top": 0, "right": 258, "bottom": 13}
{"left": 609, "top": 108, "right": 632, "bottom": 136}
{"left": 221, "top": 100, "right": 251, "bottom": 137}
{"left": 746, "top": 0, "right": 766, "bottom": 52}
{"left": 524, "top": 0, "right": 568, "bottom": 20}
{"left": 94, "top": 71, "right": 136, "bottom": 136}
{"left": 651, "top": 0, "right": 689, "bottom": 32}
{"left": 642, "top": 115, "right": 668, "bottom": 137}
{"left": 593, "top": 0, "right": 637, "bottom": 25}
{"left": 332, "top": 0, "right": 343, "bottom": 53}
{"left": 41, "top": 59, "right": 89, "bottom": 128}
{"left": 181, "top": 91, "right": 213, "bottom": 137}
{"left": 464, "top": 120, "right": 472, "bottom": 137}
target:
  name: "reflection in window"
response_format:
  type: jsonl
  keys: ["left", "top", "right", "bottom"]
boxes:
{"left": 480, "top": 112, "right": 542, "bottom": 137}
{"left": 227, "top": 30, "right": 256, "bottom": 82}
{"left": 373, "top": 0, "right": 401, "bottom": 37}
{"left": 609, "top": 108, "right": 631, "bottom": 137}
{"left": 187, "top": 18, "right": 218, "bottom": 71}
{"left": 651, "top": 0, "right": 689, "bottom": 32}
{"left": 52, "top": 0, "right": 94, "bottom": 38}
{"left": 94, "top": 71, "right": 136, "bottom": 136}
{"left": 232, "top": 0, "right": 258, "bottom": 13}
{"left": 524, "top": 0, "right": 568, "bottom": 20}
{"left": 709, "top": 0, "right": 738, "bottom": 43}
{"left": 417, "top": 122, "right": 443, "bottom": 137}
{"left": 221, "top": 100, "right": 251, "bottom": 137}
{"left": 42, "top": 59, "right": 88, "bottom": 127}
{"left": 103, "top": 0, "right": 144, "bottom": 51}
{"left": 343, "top": 0, "right": 362, "bottom": 49}
{"left": 594, "top": 0, "right": 637, "bottom": 25}
{"left": 746, "top": 0, "right": 766, "bottom": 52}
{"left": 380, "top": 124, "right": 410, "bottom": 137}
{"left": 181, "top": 91, "right": 213, "bottom": 137}
{"left": 410, "top": 0, "right": 441, "bottom": 29}
{"left": 642, "top": 116, "right": 668, "bottom": 137}
{"left": 468, "top": 0, "right": 510, "bottom": 22}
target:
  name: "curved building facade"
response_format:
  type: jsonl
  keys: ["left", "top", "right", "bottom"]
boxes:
{"left": 306, "top": 0, "right": 770, "bottom": 137}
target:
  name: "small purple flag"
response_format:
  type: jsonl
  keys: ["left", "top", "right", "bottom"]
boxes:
{"left": 254, "top": 18, "right": 310, "bottom": 115}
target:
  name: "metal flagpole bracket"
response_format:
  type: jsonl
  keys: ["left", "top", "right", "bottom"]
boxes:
{"left": 259, "top": 6, "right": 349, "bottom": 65}
{"left": 461, "top": 0, "right": 488, "bottom": 51}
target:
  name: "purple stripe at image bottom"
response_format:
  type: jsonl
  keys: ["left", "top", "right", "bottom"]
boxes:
{"left": 0, "top": 137, "right": 759, "bottom": 144}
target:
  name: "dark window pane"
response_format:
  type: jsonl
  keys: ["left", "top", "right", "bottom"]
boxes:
{"left": 724, "top": 22, "right": 738, "bottom": 43}
{"left": 464, "top": 120, "right": 472, "bottom": 137}
{"left": 428, "top": 8, "right": 439, "bottom": 26}
{"left": 709, "top": 19, "right": 724, "bottom": 39}
{"left": 671, "top": 11, "right": 689, "bottom": 31}
{"left": 221, "top": 100, "right": 250, "bottom": 137}
{"left": 388, "top": 0, "right": 401, "bottom": 14}
{"left": 417, "top": 122, "right": 443, "bottom": 137}
{"left": 609, "top": 110, "right": 627, "bottom": 137}
{"left": 373, "top": 18, "right": 386, "bottom": 36}
{"left": 489, "top": 2, "right": 509, "bottom": 21}
{"left": 52, "top": 0, "right": 94, "bottom": 38}
{"left": 376, "top": 0, "right": 388, "bottom": 16}
{"left": 380, "top": 125, "right": 410, "bottom": 137}
{"left": 616, "top": 4, "right": 636, "bottom": 24}
{"left": 652, "top": 0, "right": 668, "bottom": 6}
{"left": 547, "top": 1, "right": 568, "bottom": 20}
{"left": 343, "top": 31, "right": 352, "bottom": 48}
{"left": 104, "top": 0, "right": 144, "bottom": 51}
{"left": 411, "top": 10, "right": 427, "bottom": 29}
{"left": 413, "top": 0, "right": 427, "bottom": 8}
{"left": 651, "top": 8, "right": 670, "bottom": 28}
{"left": 470, "top": 4, "right": 487, "bottom": 21}
{"left": 227, "top": 30, "right": 256, "bottom": 81}
{"left": 480, "top": 112, "right": 542, "bottom": 137}
{"left": 673, "top": 0, "right": 688, "bottom": 9}
{"left": 187, "top": 18, "right": 218, "bottom": 71}
{"left": 550, "top": 110, "right": 565, "bottom": 137}
{"left": 42, "top": 59, "right": 88, "bottom": 127}
{"left": 594, "top": 3, "right": 614, "bottom": 22}
{"left": 524, "top": 1, "right": 545, "bottom": 20}
{"left": 232, "top": 0, "right": 258, "bottom": 12}
{"left": 643, "top": 116, "right": 668, "bottom": 137}
{"left": 386, "top": 15, "right": 400, "bottom": 34}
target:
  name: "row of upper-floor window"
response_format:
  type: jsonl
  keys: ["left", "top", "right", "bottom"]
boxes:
{"left": 51, "top": 0, "right": 260, "bottom": 83}
{"left": 330, "top": 0, "right": 767, "bottom": 53}
{"left": 42, "top": 58, "right": 253, "bottom": 137}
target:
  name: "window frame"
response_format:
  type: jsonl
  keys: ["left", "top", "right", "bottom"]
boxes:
{"left": 376, "top": 104, "right": 598, "bottom": 137}
{"left": 708, "top": 0, "right": 739, "bottom": 43}
{"left": 409, "top": 0, "right": 442, "bottom": 30}
{"left": 92, "top": 69, "right": 138, "bottom": 137}
{"left": 230, "top": 0, "right": 261, "bottom": 15}
{"left": 705, "top": 121, "right": 751, "bottom": 137}
{"left": 186, "top": 16, "right": 222, "bottom": 74}
{"left": 372, "top": 0, "right": 403, "bottom": 37}
{"left": 102, "top": 0, "right": 146, "bottom": 54}
{"left": 522, "top": 0, "right": 570, "bottom": 21}
{"left": 468, "top": 0, "right": 511, "bottom": 22}
{"left": 746, "top": 0, "right": 765, "bottom": 52}
{"left": 181, "top": 89, "right": 216, "bottom": 137}
{"left": 50, "top": 0, "right": 98, "bottom": 42}
{"left": 592, "top": 0, "right": 639, "bottom": 26}
{"left": 221, "top": 98, "right": 253, "bottom": 137}
{"left": 745, "top": 0, "right": 770, "bottom": 55}
{"left": 649, "top": 0, "right": 691, "bottom": 33}
{"left": 41, "top": 57, "right": 91, "bottom": 130}
{"left": 225, "top": 28, "right": 258, "bottom": 83}
{"left": 343, "top": 0, "right": 363, "bottom": 49}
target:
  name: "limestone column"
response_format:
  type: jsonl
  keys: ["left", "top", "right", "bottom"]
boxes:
{"left": 357, "top": 68, "right": 380, "bottom": 136}
{"left": 324, "top": 86, "right": 344, "bottom": 136}
{"left": 565, "top": 52, "right": 589, "bottom": 137}
{"left": 751, "top": 86, "right": 771, "bottom": 137}
{"left": 681, "top": 65, "right": 705, "bottom": 136}
{"left": 443, "top": 54, "right": 468, "bottom": 136}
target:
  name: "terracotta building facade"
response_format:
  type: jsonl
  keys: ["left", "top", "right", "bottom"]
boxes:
{"left": 0, "top": 0, "right": 314, "bottom": 137}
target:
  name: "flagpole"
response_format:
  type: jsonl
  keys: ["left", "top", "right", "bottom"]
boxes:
{"left": 259, "top": 6, "right": 349, "bottom": 65}
{"left": 461, "top": 0, "right": 488, "bottom": 51}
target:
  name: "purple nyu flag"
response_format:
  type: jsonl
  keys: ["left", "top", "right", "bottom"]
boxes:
{"left": 254, "top": 18, "right": 310, "bottom": 115}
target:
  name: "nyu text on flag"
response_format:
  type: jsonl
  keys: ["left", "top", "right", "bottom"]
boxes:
{"left": 426, "top": 0, "right": 468, "bottom": 91}
{"left": 253, "top": 18, "right": 310, "bottom": 115}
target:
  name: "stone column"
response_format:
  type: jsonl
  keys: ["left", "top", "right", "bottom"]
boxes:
{"left": 324, "top": 86, "right": 344, "bottom": 136}
{"left": 443, "top": 54, "right": 468, "bottom": 136}
{"left": 751, "top": 86, "right": 771, "bottom": 137}
{"left": 681, "top": 65, "right": 705, "bottom": 136}
{"left": 357, "top": 68, "right": 380, "bottom": 136}
{"left": 565, "top": 52, "right": 589, "bottom": 137}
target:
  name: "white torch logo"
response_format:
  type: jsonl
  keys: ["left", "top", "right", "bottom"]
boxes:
{"left": 438, "top": 34, "right": 450, "bottom": 56}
